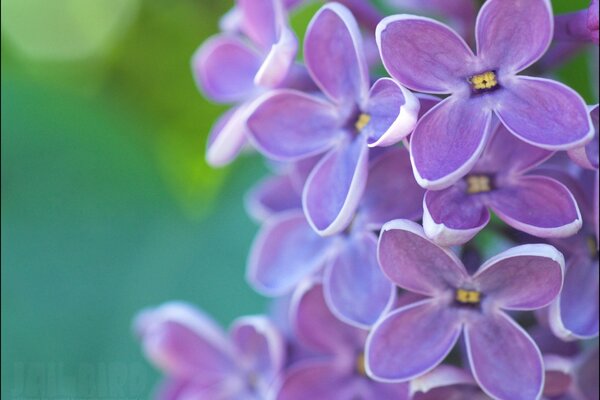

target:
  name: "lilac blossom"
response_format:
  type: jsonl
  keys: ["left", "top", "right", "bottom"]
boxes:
{"left": 423, "top": 123, "right": 582, "bottom": 246}
{"left": 376, "top": 0, "right": 594, "bottom": 189}
{"left": 192, "top": 0, "right": 301, "bottom": 166}
{"left": 247, "top": 148, "right": 424, "bottom": 327}
{"left": 134, "top": 302, "right": 285, "bottom": 400}
{"left": 247, "top": 3, "right": 419, "bottom": 235}
{"left": 366, "top": 220, "right": 564, "bottom": 400}
{"left": 276, "top": 280, "right": 410, "bottom": 400}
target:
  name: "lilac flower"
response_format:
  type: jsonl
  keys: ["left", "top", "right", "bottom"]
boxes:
{"left": 248, "top": 148, "right": 424, "bottom": 327}
{"left": 366, "top": 220, "right": 564, "bottom": 400}
{"left": 410, "top": 365, "right": 490, "bottom": 400}
{"left": 376, "top": 0, "right": 594, "bottom": 189}
{"left": 134, "top": 302, "right": 285, "bottom": 400}
{"left": 569, "top": 105, "right": 599, "bottom": 171}
{"left": 554, "top": 0, "right": 599, "bottom": 44}
{"left": 423, "top": 123, "right": 582, "bottom": 246}
{"left": 192, "top": 0, "right": 301, "bottom": 166}
{"left": 247, "top": 3, "right": 419, "bottom": 235}
{"left": 276, "top": 280, "right": 409, "bottom": 400}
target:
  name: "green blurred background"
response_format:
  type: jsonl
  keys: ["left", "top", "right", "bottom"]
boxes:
{"left": 1, "top": 0, "right": 596, "bottom": 399}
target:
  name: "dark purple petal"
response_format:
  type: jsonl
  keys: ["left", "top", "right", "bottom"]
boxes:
{"left": 205, "top": 105, "right": 249, "bottom": 167}
{"left": 376, "top": 15, "right": 475, "bottom": 94}
{"left": 192, "top": 35, "right": 261, "bottom": 103}
{"left": 247, "top": 211, "right": 335, "bottom": 295}
{"left": 543, "top": 355, "right": 573, "bottom": 398}
{"left": 247, "top": 90, "right": 342, "bottom": 160}
{"left": 277, "top": 360, "right": 359, "bottom": 400}
{"left": 291, "top": 281, "right": 364, "bottom": 354}
{"left": 305, "top": 3, "right": 369, "bottom": 104}
{"left": 358, "top": 147, "right": 424, "bottom": 229}
{"left": 576, "top": 347, "right": 600, "bottom": 400}
{"left": 303, "top": 137, "right": 369, "bottom": 235}
{"left": 473, "top": 123, "right": 553, "bottom": 174}
{"left": 554, "top": 255, "right": 599, "bottom": 338}
{"left": 495, "top": 76, "right": 594, "bottom": 150}
{"left": 476, "top": 0, "right": 552, "bottom": 73}
{"left": 488, "top": 175, "right": 582, "bottom": 238}
{"left": 378, "top": 219, "right": 469, "bottom": 296}
{"left": 366, "top": 381, "right": 410, "bottom": 400}
{"left": 465, "top": 312, "right": 544, "bottom": 400}
{"left": 410, "top": 96, "right": 493, "bottom": 190}
{"left": 568, "top": 104, "right": 599, "bottom": 170}
{"left": 473, "top": 244, "right": 564, "bottom": 310}
{"left": 364, "top": 78, "right": 420, "bottom": 147}
{"left": 423, "top": 187, "right": 489, "bottom": 246}
{"left": 324, "top": 232, "right": 395, "bottom": 329}
{"left": 365, "top": 299, "right": 462, "bottom": 381}
{"left": 245, "top": 174, "right": 301, "bottom": 222}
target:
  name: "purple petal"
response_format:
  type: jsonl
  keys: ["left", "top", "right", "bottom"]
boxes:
{"left": 291, "top": 281, "right": 364, "bottom": 354}
{"left": 255, "top": 26, "right": 298, "bottom": 88}
{"left": 237, "top": 0, "right": 279, "bottom": 49}
{"left": 488, "top": 175, "right": 582, "bottom": 238}
{"left": 423, "top": 187, "right": 490, "bottom": 246}
{"left": 465, "top": 312, "right": 544, "bottom": 400}
{"left": 568, "top": 104, "right": 599, "bottom": 170}
{"left": 543, "top": 355, "right": 573, "bottom": 398}
{"left": 192, "top": 35, "right": 261, "bottom": 103}
{"left": 378, "top": 219, "right": 469, "bottom": 296}
{"left": 358, "top": 147, "right": 424, "bottom": 229}
{"left": 324, "top": 232, "right": 395, "bottom": 329}
{"left": 495, "top": 76, "right": 594, "bottom": 150}
{"left": 245, "top": 173, "right": 301, "bottom": 222}
{"left": 304, "top": 3, "right": 369, "bottom": 104}
{"left": 473, "top": 123, "right": 553, "bottom": 174}
{"left": 473, "top": 244, "right": 564, "bottom": 310}
{"left": 364, "top": 78, "right": 420, "bottom": 147}
{"left": 246, "top": 211, "right": 335, "bottom": 295}
{"left": 410, "top": 365, "right": 476, "bottom": 397}
{"left": 303, "top": 137, "right": 369, "bottom": 235}
{"left": 476, "top": 0, "right": 552, "bottom": 73}
{"left": 376, "top": 15, "right": 475, "bottom": 94}
{"left": 365, "top": 299, "right": 462, "bottom": 381}
{"left": 366, "top": 381, "right": 411, "bottom": 400}
{"left": 206, "top": 105, "right": 249, "bottom": 167}
{"left": 135, "top": 302, "right": 234, "bottom": 381}
{"left": 577, "top": 347, "right": 600, "bottom": 400}
{"left": 277, "top": 360, "right": 358, "bottom": 400}
{"left": 555, "top": 255, "right": 599, "bottom": 338}
{"left": 410, "top": 96, "right": 493, "bottom": 190}
{"left": 247, "top": 90, "right": 342, "bottom": 160}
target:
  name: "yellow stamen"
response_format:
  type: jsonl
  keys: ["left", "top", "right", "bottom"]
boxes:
{"left": 356, "top": 353, "right": 367, "bottom": 376}
{"left": 469, "top": 71, "right": 498, "bottom": 90}
{"left": 455, "top": 289, "right": 481, "bottom": 304}
{"left": 355, "top": 113, "right": 371, "bottom": 132}
{"left": 466, "top": 175, "right": 492, "bottom": 194}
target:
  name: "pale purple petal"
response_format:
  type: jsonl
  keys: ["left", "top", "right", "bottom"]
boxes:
{"left": 291, "top": 281, "right": 364, "bottom": 354}
{"left": 192, "top": 35, "right": 261, "bottom": 103}
{"left": 255, "top": 26, "right": 298, "bottom": 88}
{"left": 423, "top": 187, "right": 489, "bottom": 247}
{"left": 364, "top": 78, "right": 420, "bottom": 147}
{"left": 247, "top": 211, "right": 335, "bottom": 295}
{"left": 324, "top": 232, "right": 395, "bottom": 329}
{"left": 277, "top": 360, "right": 358, "bottom": 400}
{"left": 568, "top": 104, "right": 599, "bottom": 170}
{"left": 378, "top": 219, "right": 469, "bottom": 296}
{"left": 495, "top": 76, "right": 594, "bottom": 150}
{"left": 237, "top": 0, "right": 279, "bottom": 49}
{"left": 556, "top": 255, "right": 599, "bottom": 338}
{"left": 473, "top": 244, "right": 564, "bottom": 310}
{"left": 488, "top": 175, "right": 582, "bottom": 238}
{"left": 473, "top": 123, "right": 553, "bottom": 174}
{"left": 303, "top": 137, "right": 369, "bottom": 235}
{"left": 206, "top": 105, "right": 249, "bottom": 167}
{"left": 365, "top": 299, "right": 462, "bottom": 381}
{"left": 376, "top": 15, "right": 476, "bottom": 94}
{"left": 247, "top": 90, "right": 342, "bottom": 160}
{"left": 410, "top": 365, "right": 476, "bottom": 396}
{"left": 304, "top": 3, "right": 369, "bottom": 104}
{"left": 465, "top": 312, "right": 544, "bottom": 400}
{"left": 476, "top": 0, "right": 552, "bottom": 73}
{"left": 245, "top": 174, "right": 301, "bottom": 222}
{"left": 410, "top": 96, "right": 493, "bottom": 190}
{"left": 358, "top": 147, "right": 424, "bottom": 229}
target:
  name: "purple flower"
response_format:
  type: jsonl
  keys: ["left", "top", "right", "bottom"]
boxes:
{"left": 248, "top": 148, "right": 424, "bottom": 327}
{"left": 423, "top": 123, "right": 582, "bottom": 246}
{"left": 276, "top": 280, "right": 410, "bottom": 400}
{"left": 376, "top": 0, "right": 595, "bottom": 189}
{"left": 134, "top": 302, "right": 285, "bottom": 399}
{"left": 366, "top": 220, "right": 564, "bottom": 400}
{"left": 192, "top": 0, "right": 302, "bottom": 166}
{"left": 247, "top": 3, "right": 419, "bottom": 235}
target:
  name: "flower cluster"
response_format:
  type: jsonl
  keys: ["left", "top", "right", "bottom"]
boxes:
{"left": 134, "top": 0, "right": 599, "bottom": 399}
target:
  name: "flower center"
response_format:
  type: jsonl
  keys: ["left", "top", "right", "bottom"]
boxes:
{"left": 455, "top": 288, "right": 481, "bottom": 305}
{"left": 355, "top": 352, "right": 367, "bottom": 376}
{"left": 465, "top": 174, "right": 493, "bottom": 194}
{"left": 468, "top": 71, "right": 499, "bottom": 94}
{"left": 354, "top": 113, "right": 371, "bottom": 132}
